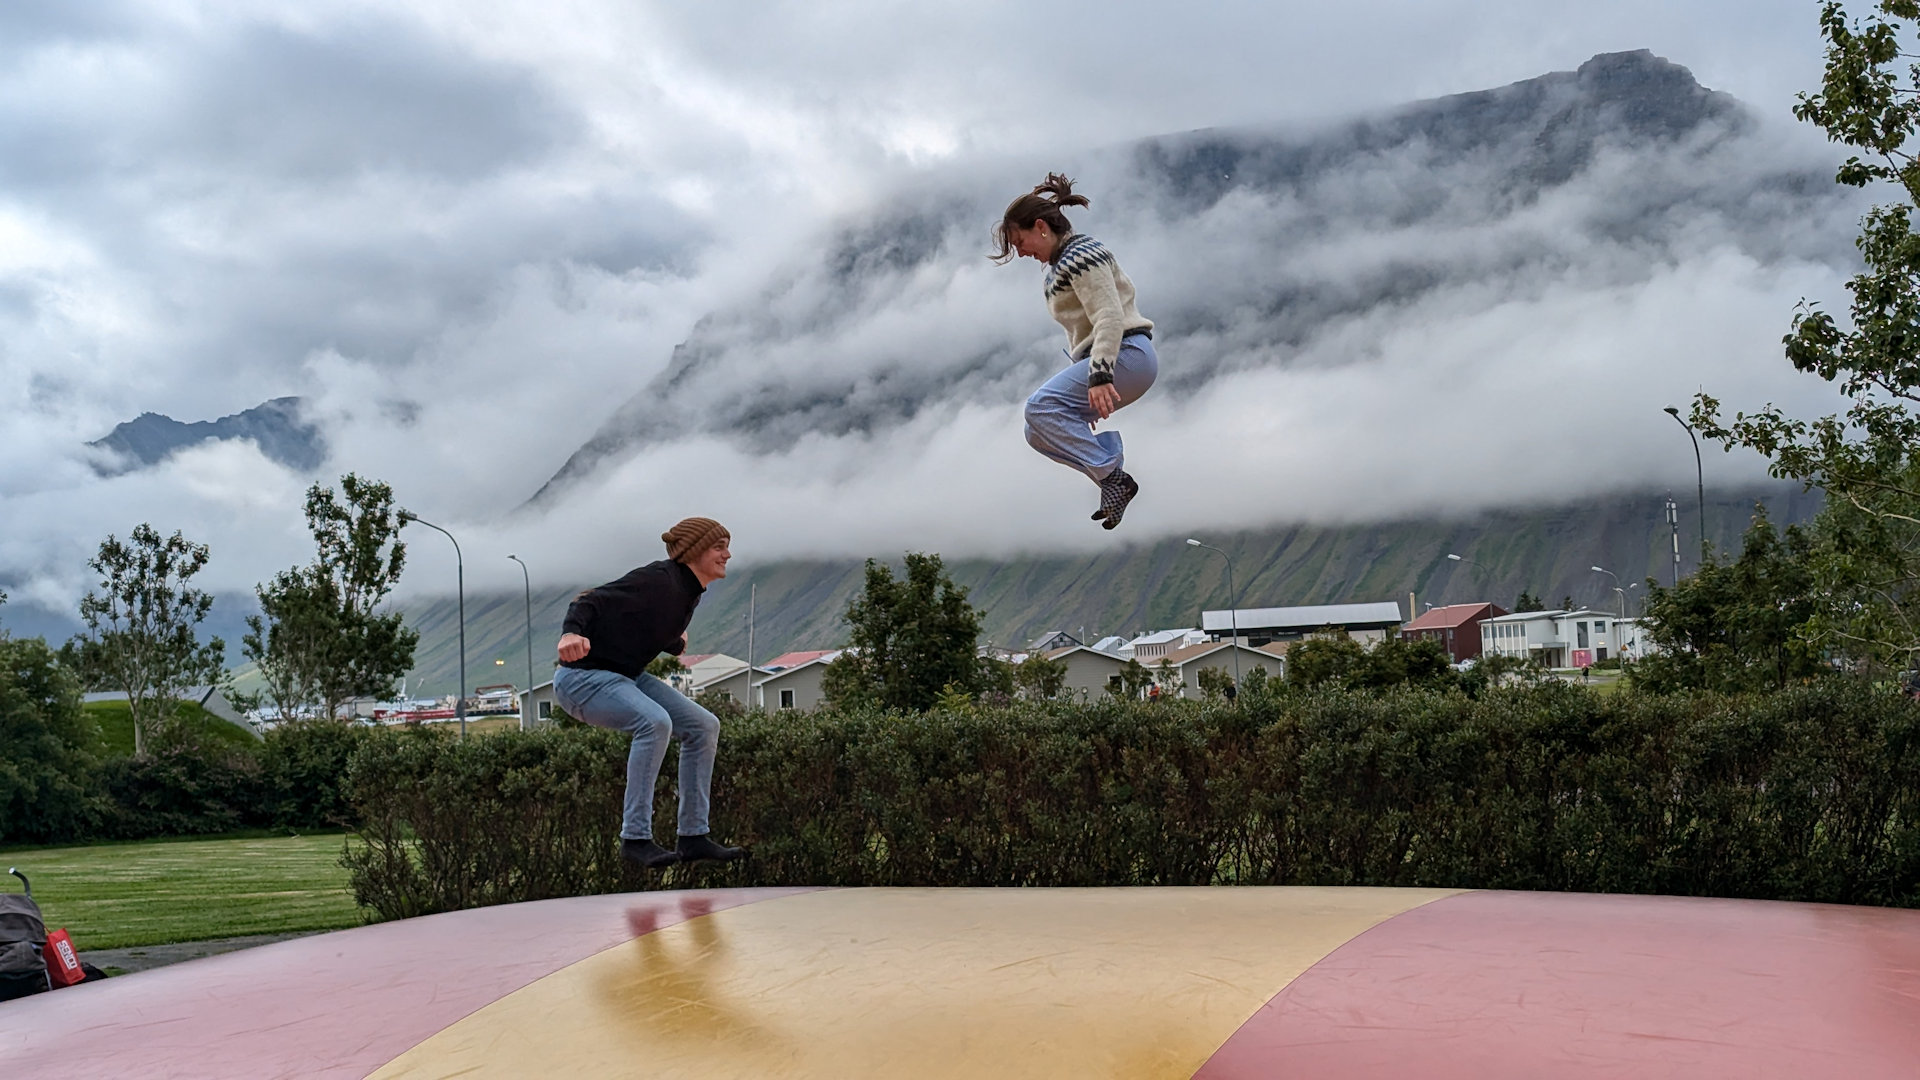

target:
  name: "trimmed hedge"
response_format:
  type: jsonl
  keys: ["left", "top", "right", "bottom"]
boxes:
{"left": 342, "top": 681, "right": 1920, "bottom": 918}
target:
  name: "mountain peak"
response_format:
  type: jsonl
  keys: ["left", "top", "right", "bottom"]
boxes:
{"left": 88, "top": 396, "right": 326, "bottom": 475}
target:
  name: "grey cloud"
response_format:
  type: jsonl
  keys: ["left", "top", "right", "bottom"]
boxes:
{"left": 534, "top": 52, "right": 1863, "bottom": 500}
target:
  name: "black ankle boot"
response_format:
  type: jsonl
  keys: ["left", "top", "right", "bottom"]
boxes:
{"left": 620, "top": 837, "right": 680, "bottom": 869}
{"left": 676, "top": 834, "right": 748, "bottom": 863}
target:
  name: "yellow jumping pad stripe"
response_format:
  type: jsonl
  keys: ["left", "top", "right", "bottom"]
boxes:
{"left": 371, "top": 886, "right": 1461, "bottom": 1079}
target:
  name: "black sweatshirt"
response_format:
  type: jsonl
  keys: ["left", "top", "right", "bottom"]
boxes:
{"left": 559, "top": 559, "right": 704, "bottom": 679}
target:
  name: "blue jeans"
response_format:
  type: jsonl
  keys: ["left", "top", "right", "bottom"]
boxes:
{"left": 1023, "top": 334, "right": 1159, "bottom": 482}
{"left": 551, "top": 667, "right": 719, "bottom": 841}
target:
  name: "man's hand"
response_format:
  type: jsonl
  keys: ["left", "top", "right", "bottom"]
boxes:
{"left": 558, "top": 633, "right": 591, "bottom": 662}
{"left": 1088, "top": 382, "right": 1122, "bottom": 423}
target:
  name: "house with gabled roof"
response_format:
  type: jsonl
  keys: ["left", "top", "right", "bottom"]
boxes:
{"left": 1157, "top": 641, "right": 1290, "bottom": 699}
{"left": 1401, "top": 603, "right": 1509, "bottom": 663}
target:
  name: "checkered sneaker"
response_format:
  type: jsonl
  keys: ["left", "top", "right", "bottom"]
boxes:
{"left": 1092, "top": 469, "right": 1140, "bottom": 530}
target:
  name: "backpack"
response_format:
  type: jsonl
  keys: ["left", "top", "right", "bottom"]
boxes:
{"left": 0, "top": 869, "right": 50, "bottom": 1002}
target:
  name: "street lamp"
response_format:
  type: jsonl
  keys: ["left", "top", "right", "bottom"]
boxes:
{"left": 507, "top": 554, "right": 534, "bottom": 731}
{"left": 400, "top": 511, "right": 466, "bottom": 740}
{"left": 1664, "top": 406, "right": 1707, "bottom": 564}
{"left": 1590, "top": 565, "right": 1626, "bottom": 622}
{"left": 1185, "top": 539, "right": 1240, "bottom": 691}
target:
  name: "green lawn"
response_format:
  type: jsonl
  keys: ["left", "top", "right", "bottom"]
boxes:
{"left": 1, "top": 833, "right": 364, "bottom": 949}
{"left": 84, "top": 699, "right": 260, "bottom": 757}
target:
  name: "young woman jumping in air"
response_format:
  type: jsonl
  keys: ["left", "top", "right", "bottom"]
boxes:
{"left": 994, "top": 173, "right": 1156, "bottom": 529}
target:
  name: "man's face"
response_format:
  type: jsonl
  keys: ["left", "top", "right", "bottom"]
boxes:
{"left": 690, "top": 539, "right": 731, "bottom": 582}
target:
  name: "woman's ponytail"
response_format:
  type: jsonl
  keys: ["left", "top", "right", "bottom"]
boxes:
{"left": 991, "top": 172, "right": 1091, "bottom": 262}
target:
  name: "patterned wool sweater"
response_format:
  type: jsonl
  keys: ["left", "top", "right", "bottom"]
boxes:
{"left": 1044, "top": 233, "right": 1154, "bottom": 386}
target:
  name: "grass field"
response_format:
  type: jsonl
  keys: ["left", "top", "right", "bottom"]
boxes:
{"left": 1, "top": 833, "right": 364, "bottom": 949}
{"left": 83, "top": 699, "right": 260, "bottom": 757}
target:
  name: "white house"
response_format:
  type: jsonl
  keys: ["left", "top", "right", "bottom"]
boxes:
{"left": 1126, "top": 628, "right": 1205, "bottom": 662}
{"left": 667, "top": 653, "right": 750, "bottom": 696}
{"left": 1480, "top": 609, "right": 1628, "bottom": 668}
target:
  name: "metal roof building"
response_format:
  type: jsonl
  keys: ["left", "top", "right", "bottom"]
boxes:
{"left": 1201, "top": 602, "right": 1405, "bottom": 644}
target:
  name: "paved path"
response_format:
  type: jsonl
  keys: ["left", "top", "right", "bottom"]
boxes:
{"left": 82, "top": 930, "right": 327, "bottom": 974}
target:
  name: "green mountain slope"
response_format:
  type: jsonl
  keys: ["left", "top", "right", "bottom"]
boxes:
{"left": 376, "top": 487, "right": 1817, "bottom": 697}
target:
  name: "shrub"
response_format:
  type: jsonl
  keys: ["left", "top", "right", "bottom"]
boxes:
{"left": 98, "top": 736, "right": 265, "bottom": 839}
{"left": 260, "top": 720, "right": 373, "bottom": 829}
{"left": 341, "top": 681, "right": 1920, "bottom": 917}
{"left": 342, "top": 725, "right": 639, "bottom": 919}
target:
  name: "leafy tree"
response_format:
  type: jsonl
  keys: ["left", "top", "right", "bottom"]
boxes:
{"left": 1350, "top": 636, "right": 1455, "bottom": 691}
{"left": 1286, "top": 632, "right": 1367, "bottom": 688}
{"left": 244, "top": 475, "right": 418, "bottom": 720}
{"left": 54, "top": 636, "right": 113, "bottom": 691}
{"left": 1196, "top": 664, "right": 1236, "bottom": 700}
{"left": 1111, "top": 658, "right": 1155, "bottom": 700}
{"left": 825, "top": 553, "right": 983, "bottom": 711}
{"left": 0, "top": 604, "right": 104, "bottom": 843}
{"left": 1693, "top": 1, "right": 1920, "bottom": 671}
{"left": 1013, "top": 651, "right": 1067, "bottom": 700}
{"left": 646, "top": 653, "right": 688, "bottom": 679}
{"left": 1629, "top": 505, "right": 1828, "bottom": 693}
{"left": 1514, "top": 590, "right": 1546, "bottom": 612}
{"left": 1287, "top": 632, "right": 1455, "bottom": 692}
{"left": 77, "top": 524, "right": 226, "bottom": 755}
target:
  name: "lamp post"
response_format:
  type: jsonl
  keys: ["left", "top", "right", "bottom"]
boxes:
{"left": 1591, "top": 566, "right": 1626, "bottom": 622}
{"left": 1664, "top": 407, "right": 1707, "bottom": 565}
{"left": 1185, "top": 539, "right": 1240, "bottom": 691}
{"left": 400, "top": 511, "right": 466, "bottom": 740}
{"left": 507, "top": 554, "right": 534, "bottom": 730}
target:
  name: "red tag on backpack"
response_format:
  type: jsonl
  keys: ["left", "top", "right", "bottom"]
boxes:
{"left": 45, "top": 929, "right": 84, "bottom": 988}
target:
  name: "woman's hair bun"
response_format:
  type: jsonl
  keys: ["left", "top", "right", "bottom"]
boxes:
{"left": 1032, "top": 172, "right": 1091, "bottom": 209}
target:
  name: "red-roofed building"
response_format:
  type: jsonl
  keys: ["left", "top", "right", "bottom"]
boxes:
{"left": 1401, "top": 602, "right": 1509, "bottom": 663}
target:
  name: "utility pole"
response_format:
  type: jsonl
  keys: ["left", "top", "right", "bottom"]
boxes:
{"left": 507, "top": 555, "right": 534, "bottom": 731}
{"left": 1666, "top": 497, "right": 1680, "bottom": 587}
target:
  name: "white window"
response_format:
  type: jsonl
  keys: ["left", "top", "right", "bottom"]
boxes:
{"left": 780, "top": 689, "right": 795, "bottom": 710}
{"left": 537, "top": 701, "right": 551, "bottom": 718}
{"left": 1594, "top": 620, "right": 1608, "bottom": 634}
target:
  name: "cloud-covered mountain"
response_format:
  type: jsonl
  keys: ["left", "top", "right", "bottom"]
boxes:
{"left": 87, "top": 397, "right": 325, "bottom": 476}
{"left": 530, "top": 50, "right": 1848, "bottom": 506}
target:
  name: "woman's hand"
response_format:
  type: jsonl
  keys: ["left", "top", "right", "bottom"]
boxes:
{"left": 1088, "top": 383, "right": 1122, "bottom": 422}
{"left": 557, "top": 633, "right": 591, "bottom": 662}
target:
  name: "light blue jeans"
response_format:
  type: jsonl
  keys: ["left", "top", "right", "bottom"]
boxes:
{"left": 552, "top": 667, "right": 718, "bottom": 841}
{"left": 1024, "top": 334, "right": 1159, "bottom": 482}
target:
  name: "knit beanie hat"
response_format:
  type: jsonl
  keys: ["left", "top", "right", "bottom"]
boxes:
{"left": 662, "top": 517, "right": 729, "bottom": 562}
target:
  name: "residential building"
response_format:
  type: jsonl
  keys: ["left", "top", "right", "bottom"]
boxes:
{"left": 1126, "top": 628, "right": 1204, "bottom": 662}
{"left": 519, "top": 679, "right": 558, "bottom": 730}
{"left": 1029, "top": 630, "right": 1083, "bottom": 653}
{"left": 1158, "top": 641, "right": 1290, "bottom": 698}
{"left": 1201, "top": 602, "right": 1405, "bottom": 646}
{"left": 1480, "top": 609, "right": 1625, "bottom": 668}
{"left": 666, "top": 653, "right": 750, "bottom": 696}
{"left": 761, "top": 650, "right": 839, "bottom": 673}
{"left": 696, "top": 665, "right": 758, "bottom": 707}
{"left": 1401, "top": 602, "right": 1510, "bottom": 663}
{"left": 756, "top": 655, "right": 837, "bottom": 712}
{"left": 1042, "top": 645, "right": 1134, "bottom": 702}
{"left": 1088, "top": 635, "right": 1128, "bottom": 656}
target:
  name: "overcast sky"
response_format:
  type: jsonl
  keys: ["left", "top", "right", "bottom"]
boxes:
{"left": 0, "top": 0, "right": 1864, "bottom": 611}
